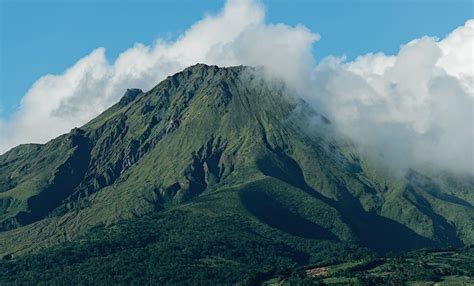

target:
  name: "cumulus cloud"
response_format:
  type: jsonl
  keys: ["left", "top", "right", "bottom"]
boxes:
{"left": 0, "top": 0, "right": 472, "bottom": 175}
{"left": 308, "top": 20, "right": 474, "bottom": 174}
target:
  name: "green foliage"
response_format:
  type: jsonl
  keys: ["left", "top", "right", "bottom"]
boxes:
{"left": 0, "top": 64, "right": 473, "bottom": 283}
{"left": 323, "top": 247, "right": 474, "bottom": 285}
{"left": 0, "top": 206, "right": 370, "bottom": 284}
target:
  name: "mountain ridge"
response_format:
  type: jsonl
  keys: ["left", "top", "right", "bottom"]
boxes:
{"left": 0, "top": 64, "right": 472, "bottom": 263}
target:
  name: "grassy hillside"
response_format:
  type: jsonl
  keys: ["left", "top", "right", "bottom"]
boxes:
{"left": 0, "top": 64, "right": 472, "bottom": 283}
{"left": 0, "top": 186, "right": 371, "bottom": 284}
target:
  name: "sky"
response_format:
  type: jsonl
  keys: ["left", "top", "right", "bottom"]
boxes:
{"left": 1, "top": 0, "right": 472, "bottom": 118}
{"left": 0, "top": 0, "right": 472, "bottom": 174}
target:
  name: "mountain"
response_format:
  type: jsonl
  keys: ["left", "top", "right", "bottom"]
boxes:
{"left": 0, "top": 64, "right": 473, "bottom": 284}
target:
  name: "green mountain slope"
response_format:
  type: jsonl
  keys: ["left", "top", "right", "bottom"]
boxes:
{"left": 0, "top": 65, "right": 472, "bottom": 280}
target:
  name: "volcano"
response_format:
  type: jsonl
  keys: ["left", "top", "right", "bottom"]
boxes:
{"left": 0, "top": 64, "right": 472, "bottom": 284}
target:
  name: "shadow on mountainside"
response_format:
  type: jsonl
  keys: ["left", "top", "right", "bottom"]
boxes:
{"left": 253, "top": 147, "right": 442, "bottom": 253}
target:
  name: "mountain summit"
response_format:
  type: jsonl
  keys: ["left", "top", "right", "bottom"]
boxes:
{"left": 0, "top": 64, "right": 473, "bottom": 283}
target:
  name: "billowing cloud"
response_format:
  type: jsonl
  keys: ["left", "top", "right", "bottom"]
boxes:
{"left": 0, "top": 0, "right": 472, "bottom": 176}
{"left": 308, "top": 20, "right": 473, "bottom": 174}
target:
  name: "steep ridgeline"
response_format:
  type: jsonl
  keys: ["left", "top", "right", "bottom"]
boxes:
{"left": 0, "top": 64, "right": 473, "bottom": 263}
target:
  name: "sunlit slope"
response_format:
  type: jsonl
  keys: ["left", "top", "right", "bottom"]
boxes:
{"left": 0, "top": 64, "right": 472, "bottom": 257}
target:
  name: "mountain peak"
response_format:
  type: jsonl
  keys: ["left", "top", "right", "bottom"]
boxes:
{"left": 0, "top": 64, "right": 472, "bottom": 269}
{"left": 176, "top": 63, "right": 254, "bottom": 79}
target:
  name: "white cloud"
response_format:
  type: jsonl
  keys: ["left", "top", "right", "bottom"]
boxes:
{"left": 0, "top": 0, "right": 472, "bottom": 176}
{"left": 309, "top": 20, "right": 474, "bottom": 174}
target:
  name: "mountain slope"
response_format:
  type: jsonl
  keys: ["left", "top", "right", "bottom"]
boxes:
{"left": 0, "top": 64, "right": 473, "bottom": 264}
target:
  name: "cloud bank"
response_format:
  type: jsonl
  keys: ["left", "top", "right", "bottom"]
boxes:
{"left": 310, "top": 20, "right": 474, "bottom": 174}
{"left": 0, "top": 0, "right": 472, "bottom": 175}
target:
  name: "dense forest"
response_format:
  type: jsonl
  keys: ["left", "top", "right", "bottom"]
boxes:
{"left": 1, "top": 210, "right": 473, "bottom": 285}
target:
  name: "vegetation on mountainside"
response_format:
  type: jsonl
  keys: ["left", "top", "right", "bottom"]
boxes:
{"left": 279, "top": 247, "right": 474, "bottom": 285}
{"left": 0, "top": 64, "right": 472, "bottom": 284}
{"left": 0, "top": 203, "right": 370, "bottom": 285}
{"left": 0, "top": 207, "right": 472, "bottom": 284}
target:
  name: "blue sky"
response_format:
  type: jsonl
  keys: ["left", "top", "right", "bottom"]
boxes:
{"left": 0, "top": 0, "right": 472, "bottom": 119}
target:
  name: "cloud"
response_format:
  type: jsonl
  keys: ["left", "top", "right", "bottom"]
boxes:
{"left": 0, "top": 0, "right": 472, "bottom": 176}
{"left": 308, "top": 20, "right": 474, "bottom": 174}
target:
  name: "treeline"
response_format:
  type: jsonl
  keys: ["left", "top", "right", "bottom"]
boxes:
{"left": 0, "top": 210, "right": 369, "bottom": 285}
